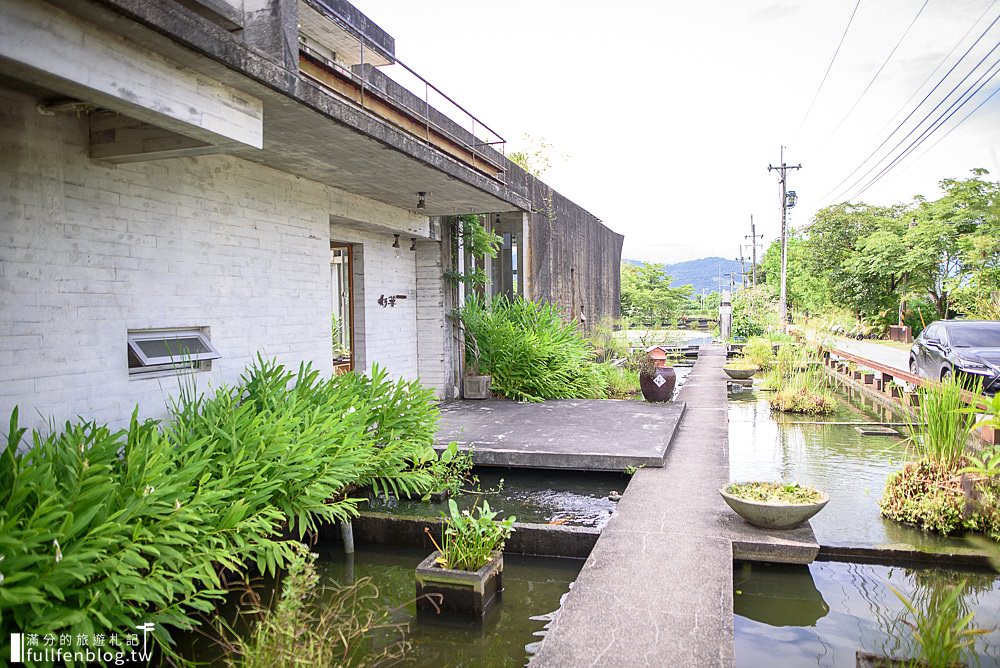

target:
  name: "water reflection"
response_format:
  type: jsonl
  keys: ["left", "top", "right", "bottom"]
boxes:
{"left": 315, "top": 545, "right": 582, "bottom": 667}
{"left": 370, "top": 468, "right": 626, "bottom": 529}
{"left": 734, "top": 562, "right": 829, "bottom": 627}
{"left": 734, "top": 561, "right": 1000, "bottom": 667}
{"left": 727, "top": 384, "right": 972, "bottom": 551}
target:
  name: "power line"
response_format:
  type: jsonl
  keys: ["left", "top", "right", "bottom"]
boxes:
{"left": 897, "top": 82, "right": 1000, "bottom": 172}
{"left": 849, "top": 59, "right": 1000, "bottom": 200}
{"left": 818, "top": 0, "right": 931, "bottom": 150}
{"left": 872, "top": 0, "right": 998, "bottom": 141}
{"left": 791, "top": 0, "right": 864, "bottom": 145}
{"left": 833, "top": 44, "right": 1000, "bottom": 203}
{"left": 818, "top": 12, "right": 1000, "bottom": 205}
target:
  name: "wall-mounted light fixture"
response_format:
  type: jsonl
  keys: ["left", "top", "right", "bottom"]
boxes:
{"left": 410, "top": 238, "right": 416, "bottom": 252}
{"left": 392, "top": 234, "right": 401, "bottom": 259}
{"left": 416, "top": 191, "right": 426, "bottom": 209}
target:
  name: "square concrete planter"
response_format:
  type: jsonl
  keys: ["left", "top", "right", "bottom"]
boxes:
{"left": 415, "top": 550, "right": 503, "bottom": 618}
{"left": 862, "top": 373, "right": 874, "bottom": 385}
{"left": 889, "top": 386, "right": 903, "bottom": 399}
{"left": 463, "top": 375, "right": 492, "bottom": 400}
{"left": 852, "top": 370, "right": 863, "bottom": 381}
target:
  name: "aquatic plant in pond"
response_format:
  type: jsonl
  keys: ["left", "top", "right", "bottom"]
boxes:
{"left": 222, "top": 542, "right": 408, "bottom": 667}
{"left": 428, "top": 499, "right": 516, "bottom": 572}
{"left": 424, "top": 442, "right": 475, "bottom": 500}
{"left": 881, "top": 375, "right": 1000, "bottom": 540}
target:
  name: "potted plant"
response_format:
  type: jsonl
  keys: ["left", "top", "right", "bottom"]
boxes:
{"left": 719, "top": 481, "right": 828, "bottom": 530}
{"left": 638, "top": 346, "right": 677, "bottom": 402}
{"left": 724, "top": 357, "right": 759, "bottom": 380}
{"left": 888, "top": 380, "right": 904, "bottom": 399}
{"left": 417, "top": 500, "right": 515, "bottom": 618}
{"left": 462, "top": 332, "right": 492, "bottom": 400}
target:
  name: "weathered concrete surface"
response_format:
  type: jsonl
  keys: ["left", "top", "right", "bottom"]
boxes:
{"left": 531, "top": 346, "right": 819, "bottom": 667}
{"left": 436, "top": 399, "right": 685, "bottom": 471}
{"left": 345, "top": 512, "right": 600, "bottom": 559}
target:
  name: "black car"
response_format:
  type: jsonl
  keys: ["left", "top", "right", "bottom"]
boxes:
{"left": 909, "top": 320, "right": 1000, "bottom": 394}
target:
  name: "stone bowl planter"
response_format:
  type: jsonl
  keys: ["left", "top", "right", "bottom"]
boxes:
{"left": 719, "top": 484, "right": 829, "bottom": 530}
{"left": 723, "top": 366, "right": 758, "bottom": 380}
{"left": 415, "top": 550, "right": 503, "bottom": 619}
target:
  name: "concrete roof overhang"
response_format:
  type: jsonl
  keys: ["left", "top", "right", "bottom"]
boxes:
{"left": 33, "top": 0, "right": 531, "bottom": 218}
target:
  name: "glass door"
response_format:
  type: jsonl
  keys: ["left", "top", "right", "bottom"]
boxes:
{"left": 330, "top": 244, "right": 353, "bottom": 373}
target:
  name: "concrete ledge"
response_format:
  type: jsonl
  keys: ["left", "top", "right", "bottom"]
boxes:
{"left": 728, "top": 523, "right": 820, "bottom": 565}
{"left": 341, "top": 512, "right": 600, "bottom": 559}
{"left": 818, "top": 544, "right": 994, "bottom": 569}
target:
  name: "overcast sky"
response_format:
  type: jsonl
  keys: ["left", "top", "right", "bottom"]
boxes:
{"left": 356, "top": 0, "right": 1000, "bottom": 264}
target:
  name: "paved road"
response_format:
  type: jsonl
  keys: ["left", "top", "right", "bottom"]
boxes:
{"left": 829, "top": 337, "right": 911, "bottom": 374}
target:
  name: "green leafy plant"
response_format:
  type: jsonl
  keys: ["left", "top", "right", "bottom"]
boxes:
{"left": 446, "top": 215, "right": 502, "bottom": 290}
{"left": 743, "top": 337, "right": 775, "bottom": 370}
{"left": 961, "top": 446, "right": 1000, "bottom": 479}
{"left": 599, "top": 363, "right": 640, "bottom": 399}
{"left": 426, "top": 500, "right": 516, "bottom": 572}
{"left": 458, "top": 295, "right": 605, "bottom": 402}
{"left": 725, "top": 482, "right": 824, "bottom": 504}
{"left": 0, "top": 357, "right": 440, "bottom": 660}
{"left": 424, "top": 442, "right": 475, "bottom": 500}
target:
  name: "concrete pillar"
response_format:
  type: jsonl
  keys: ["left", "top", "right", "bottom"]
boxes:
{"left": 243, "top": 0, "right": 298, "bottom": 71}
{"left": 720, "top": 290, "right": 733, "bottom": 340}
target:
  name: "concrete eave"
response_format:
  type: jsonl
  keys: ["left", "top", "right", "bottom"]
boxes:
{"left": 41, "top": 0, "right": 531, "bottom": 217}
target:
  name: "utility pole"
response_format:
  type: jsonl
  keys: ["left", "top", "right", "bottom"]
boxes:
{"left": 768, "top": 147, "right": 801, "bottom": 327}
{"left": 745, "top": 215, "right": 763, "bottom": 287}
{"left": 739, "top": 248, "right": 746, "bottom": 288}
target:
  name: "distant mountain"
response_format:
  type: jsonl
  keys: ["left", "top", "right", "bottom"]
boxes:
{"left": 623, "top": 256, "right": 743, "bottom": 295}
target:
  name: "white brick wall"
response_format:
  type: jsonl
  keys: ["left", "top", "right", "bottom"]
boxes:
{"left": 0, "top": 88, "right": 444, "bottom": 432}
{"left": 327, "top": 224, "right": 420, "bottom": 381}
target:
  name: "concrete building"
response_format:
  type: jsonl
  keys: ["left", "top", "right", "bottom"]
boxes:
{"left": 0, "top": 0, "right": 624, "bottom": 430}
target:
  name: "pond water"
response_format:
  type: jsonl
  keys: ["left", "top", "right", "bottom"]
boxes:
{"left": 314, "top": 544, "right": 582, "bottom": 667}
{"left": 728, "top": 379, "right": 973, "bottom": 551}
{"left": 735, "top": 559, "right": 1000, "bottom": 667}
{"left": 368, "top": 467, "right": 627, "bottom": 529}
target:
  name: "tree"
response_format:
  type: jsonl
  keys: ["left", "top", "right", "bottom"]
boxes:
{"left": 759, "top": 233, "right": 832, "bottom": 316}
{"left": 620, "top": 262, "right": 694, "bottom": 326}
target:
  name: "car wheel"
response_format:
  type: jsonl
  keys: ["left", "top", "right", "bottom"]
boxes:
{"left": 909, "top": 358, "right": 918, "bottom": 375}
{"left": 941, "top": 366, "right": 953, "bottom": 383}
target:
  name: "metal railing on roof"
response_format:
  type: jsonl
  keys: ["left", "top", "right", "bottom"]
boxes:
{"left": 299, "top": 3, "right": 506, "bottom": 182}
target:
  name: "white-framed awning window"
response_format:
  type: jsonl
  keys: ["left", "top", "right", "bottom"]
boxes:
{"left": 127, "top": 329, "right": 221, "bottom": 367}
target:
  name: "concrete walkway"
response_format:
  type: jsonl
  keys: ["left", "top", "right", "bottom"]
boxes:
{"left": 531, "top": 346, "right": 816, "bottom": 667}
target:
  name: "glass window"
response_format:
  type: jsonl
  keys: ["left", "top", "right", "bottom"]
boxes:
{"left": 948, "top": 325, "right": 1000, "bottom": 348}
{"left": 127, "top": 329, "right": 221, "bottom": 374}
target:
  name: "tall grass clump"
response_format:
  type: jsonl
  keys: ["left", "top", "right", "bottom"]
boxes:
{"left": 459, "top": 295, "right": 605, "bottom": 402}
{"left": 908, "top": 375, "right": 978, "bottom": 470}
{"left": 0, "top": 357, "right": 439, "bottom": 660}
{"left": 223, "top": 542, "right": 408, "bottom": 667}
{"left": 766, "top": 348, "right": 835, "bottom": 415}
{"left": 881, "top": 375, "right": 1000, "bottom": 539}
